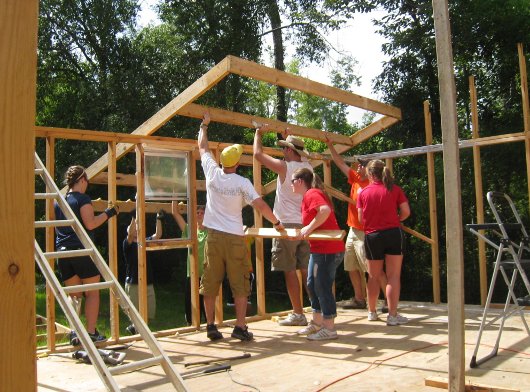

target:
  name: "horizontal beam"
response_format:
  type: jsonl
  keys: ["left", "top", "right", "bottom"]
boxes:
{"left": 245, "top": 227, "right": 345, "bottom": 241}
{"left": 227, "top": 55, "right": 402, "bottom": 119}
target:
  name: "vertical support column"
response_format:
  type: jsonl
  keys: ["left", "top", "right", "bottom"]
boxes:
{"left": 469, "top": 76, "right": 487, "bottom": 305}
{"left": 432, "top": 1, "right": 465, "bottom": 390}
{"left": 188, "top": 151, "right": 201, "bottom": 327}
{"left": 253, "top": 155, "right": 266, "bottom": 316}
{"left": 323, "top": 160, "right": 333, "bottom": 298}
{"left": 518, "top": 44, "right": 530, "bottom": 216}
{"left": 135, "top": 144, "right": 148, "bottom": 321}
{"left": 424, "top": 101, "right": 441, "bottom": 304}
{"left": 107, "top": 141, "right": 119, "bottom": 338}
{"left": 0, "top": 0, "right": 38, "bottom": 389}
{"left": 45, "top": 137, "right": 57, "bottom": 349}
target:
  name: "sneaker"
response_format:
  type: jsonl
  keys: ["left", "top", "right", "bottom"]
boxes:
{"left": 206, "top": 324, "right": 223, "bottom": 341}
{"left": 387, "top": 313, "right": 408, "bottom": 326}
{"left": 368, "top": 311, "right": 378, "bottom": 321}
{"left": 126, "top": 324, "right": 137, "bottom": 335}
{"left": 297, "top": 320, "right": 321, "bottom": 335}
{"left": 380, "top": 299, "right": 389, "bottom": 314}
{"left": 307, "top": 328, "right": 338, "bottom": 341}
{"left": 231, "top": 325, "right": 254, "bottom": 341}
{"left": 278, "top": 313, "right": 308, "bottom": 326}
{"left": 88, "top": 329, "right": 107, "bottom": 343}
{"left": 341, "top": 298, "right": 367, "bottom": 309}
{"left": 69, "top": 331, "right": 80, "bottom": 346}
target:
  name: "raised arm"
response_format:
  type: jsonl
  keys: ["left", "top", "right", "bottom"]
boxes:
{"left": 171, "top": 201, "right": 186, "bottom": 231}
{"left": 151, "top": 210, "right": 164, "bottom": 240}
{"left": 253, "top": 124, "right": 286, "bottom": 177}
{"left": 198, "top": 112, "right": 210, "bottom": 157}
{"left": 325, "top": 137, "right": 351, "bottom": 177}
{"left": 80, "top": 203, "right": 117, "bottom": 231}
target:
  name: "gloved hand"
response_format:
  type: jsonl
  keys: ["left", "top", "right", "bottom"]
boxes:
{"left": 105, "top": 204, "right": 119, "bottom": 219}
{"left": 156, "top": 209, "right": 165, "bottom": 221}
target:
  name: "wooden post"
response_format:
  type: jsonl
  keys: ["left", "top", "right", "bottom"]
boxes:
{"left": 135, "top": 144, "right": 148, "bottom": 321}
{"left": 45, "top": 137, "right": 57, "bottom": 348}
{"left": 469, "top": 76, "right": 487, "bottom": 305}
{"left": 518, "top": 44, "right": 530, "bottom": 217}
{"left": 107, "top": 141, "right": 120, "bottom": 338}
{"left": 0, "top": 0, "right": 38, "bottom": 389}
{"left": 323, "top": 160, "right": 335, "bottom": 298}
{"left": 432, "top": 1, "right": 466, "bottom": 390}
{"left": 187, "top": 151, "right": 201, "bottom": 327}
{"left": 253, "top": 156, "right": 266, "bottom": 316}
{"left": 424, "top": 101, "right": 441, "bottom": 304}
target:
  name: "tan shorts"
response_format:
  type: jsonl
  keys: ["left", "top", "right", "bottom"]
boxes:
{"left": 344, "top": 227, "right": 367, "bottom": 273}
{"left": 271, "top": 223, "right": 310, "bottom": 272}
{"left": 200, "top": 229, "right": 251, "bottom": 298}
{"left": 125, "top": 283, "right": 156, "bottom": 319}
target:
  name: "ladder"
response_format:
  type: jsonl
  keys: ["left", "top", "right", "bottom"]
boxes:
{"left": 34, "top": 153, "right": 187, "bottom": 391}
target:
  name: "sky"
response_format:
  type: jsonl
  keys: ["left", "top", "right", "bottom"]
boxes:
{"left": 138, "top": 1, "right": 388, "bottom": 122}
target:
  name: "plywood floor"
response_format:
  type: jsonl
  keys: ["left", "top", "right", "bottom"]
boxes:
{"left": 37, "top": 302, "right": 530, "bottom": 392}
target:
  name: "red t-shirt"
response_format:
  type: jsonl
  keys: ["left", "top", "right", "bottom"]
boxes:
{"left": 347, "top": 169, "right": 370, "bottom": 229}
{"left": 357, "top": 182, "right": 408, "bottom": 234}
{"left": 301, "top": 188, "right": 346, "bottom": 254}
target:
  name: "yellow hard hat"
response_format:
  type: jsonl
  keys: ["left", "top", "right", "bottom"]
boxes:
{"left": 220, "top": 144, "right": 243, "bottom": 167}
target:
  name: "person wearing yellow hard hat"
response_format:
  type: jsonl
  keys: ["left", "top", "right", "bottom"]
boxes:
{"left": 197, "top": 112, "right": 284, "bottom": 342}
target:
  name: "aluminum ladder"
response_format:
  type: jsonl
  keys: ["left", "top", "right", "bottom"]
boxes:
{"left": 34, "top": 153, "right": 187, "bottom": 391}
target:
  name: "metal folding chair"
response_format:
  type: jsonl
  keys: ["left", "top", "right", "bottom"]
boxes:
{"left": 466, "top": 191, "right": 530, "bottom": 368}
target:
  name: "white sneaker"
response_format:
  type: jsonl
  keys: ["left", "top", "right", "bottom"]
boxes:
{"left": 368, "top": 311, "right": 378, "bottom": 321}
{"left": 307, "top": 328, "right": 338, "bottom": 341}
{"left": 278, "top": 313, "right": 308, "bottom": 326}
{"left": 297, "top": 320, "right": 321, "bottom": 335}
{"left": 387, "top": 313, "right": 408, "bottom": 326}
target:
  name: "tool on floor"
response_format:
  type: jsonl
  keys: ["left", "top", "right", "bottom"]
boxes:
{"left": 181, "top": 364, "right": 231, "bottom": 380}
{"left": 183, "top": 353, "right": 251, "bottom": 367}
{"left": 73, "top": 349, "right": 127, "bottom": 366}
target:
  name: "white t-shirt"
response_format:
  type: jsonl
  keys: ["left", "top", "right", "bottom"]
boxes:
{"left": 201, "top": 152, "right": 260, "bottom": 236}
{"left": 273, "top": 160, "right": 313, "bottom": 224}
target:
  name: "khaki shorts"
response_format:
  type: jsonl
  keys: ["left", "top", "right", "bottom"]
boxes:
{"left": 271, "top": 223, "right": 310, "bottom": 272}
{"left": 344, "top": 227, "right": 367, "bottom": 273}
{"left": 200, "top": 229, "right": 251, "bottom": 298}
{"left": 125, "top": 283, "right": 156, "bottom": 319}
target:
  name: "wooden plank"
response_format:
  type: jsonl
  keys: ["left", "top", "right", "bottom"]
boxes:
{"left": 253, "top": 156, "right": 266, "bottom": 316}
{"left": 107, "top": 142, "right": 120, "bottom": 340}
{"left": 425, "top": 376, "right": 519, "bottom": 392}
{"left": 245, "top": 227, "right": 345, "bottom": 241}
{"left": 1, "top": 0, "right": 38, "bottom": 389}
{"left": 324, "top": 184, "right": 355, "bottom": 205}
{"left": 424, "top": 101, "right": 441, "bottom": 304}
{"left": 83, "top": 57, "right": 231, "bottom": 180}
{"left": 135, "top": 144, "right": 148, "bottom": 321}
{"left": 179, "top": 103, "right": 353, "bottom": 145}
{"left": 402, "top": 226, "right": 434, "bottom": 245}
{"left": 350, "top": 116, "right": 401, "bottom": 146}
{"left": 432, "top": 2, "right": 466, "bottom": 391}
{"left": 227, "top": 55, "right": 402, "bottom": 119}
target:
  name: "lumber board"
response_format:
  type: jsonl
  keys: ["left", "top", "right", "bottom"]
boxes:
{"left": 425, "top": 376, "right": 519, "bottom": 392}
{"left": 245, "top": 227, "right": 345, "bottom": 241}
{"left": 350, "top": 116, "right": 401, "bottom": 146}
{"left": 324, "top": 184, "right": 355, "bottom": 204}
{"left": 82, "top": 57, "right": 231, "bottom": 180}
{"left": 227, "top": 55, "right": 402, "bottom": 119}
{"left": 179, "top": 103, "right": 353, "bottom": 145}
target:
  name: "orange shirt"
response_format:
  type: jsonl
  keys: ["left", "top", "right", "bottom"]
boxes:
{"left": 347, "top": 169, "right": 369, "bottom": 229}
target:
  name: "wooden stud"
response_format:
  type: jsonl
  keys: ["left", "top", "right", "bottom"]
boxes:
{"left": 469, "top": 76, "right": 488, "bottom": 305}
{"left": 107, "top": 141, "right": 120, "bottom": 340}
{"left": 135, "top": 144, "right": 148, "bottom": 321}
{"left": 252, "top": 156, "right": 266, "bottom": 316}
{"left": 424, "top": 101, "right": 441, "bottom": 304}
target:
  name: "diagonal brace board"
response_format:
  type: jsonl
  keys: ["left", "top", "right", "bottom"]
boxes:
{"left": 81, "top": 57, "right": 232, "bottom": 182}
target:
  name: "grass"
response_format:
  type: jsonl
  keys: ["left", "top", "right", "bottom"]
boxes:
{"left": 35, "top": 283, "right": 293, "bottom": 347}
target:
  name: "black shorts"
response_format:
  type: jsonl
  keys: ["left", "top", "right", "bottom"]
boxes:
{"left": 56, "top": 246, "right": 100, "bottom": 281}
{"left": 364, "top": 227, "right": 405, "bottom": 260}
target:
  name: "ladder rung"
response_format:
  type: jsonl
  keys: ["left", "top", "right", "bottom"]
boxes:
{"left": 35, "top": 192, "right": 58, "bottom": 200}
{"left": 34, "top": 219, "right": 75, "bottom": 228}
{"left": 44, "top": 249, "right": 93, "bottom": 259}
{"left": 109, "top": 355, "right": 164, "bottom": 375}
{"left": 63, "top": 281, "right": 115, "bottom": 294}
{"left": 35, "top": 168, "right": 44, "bottom": 175}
